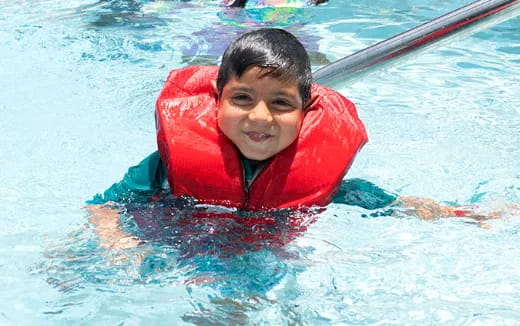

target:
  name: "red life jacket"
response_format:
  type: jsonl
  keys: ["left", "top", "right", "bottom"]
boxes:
{"left": 156, "top": 65, "right": 367, "bottom": 211}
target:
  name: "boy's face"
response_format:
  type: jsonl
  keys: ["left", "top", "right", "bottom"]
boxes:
{"left": 217, "top": 66, "right": 304, "bottom": 161}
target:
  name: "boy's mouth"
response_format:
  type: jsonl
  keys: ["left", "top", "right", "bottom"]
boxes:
{"left": 244, "top": 131, "right": 273, "bottom": 142}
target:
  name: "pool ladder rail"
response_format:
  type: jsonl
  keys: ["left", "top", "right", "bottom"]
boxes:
{"left": 314, "top": 0, "right": 520, "bottom": 87}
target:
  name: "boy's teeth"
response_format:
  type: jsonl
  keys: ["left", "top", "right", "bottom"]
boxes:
{"left": 247, "top": 132, "right": 270, "bottom": 141}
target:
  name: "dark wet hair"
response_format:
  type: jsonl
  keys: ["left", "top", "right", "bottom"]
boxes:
{"left": 217, "top": 28, "right": 312, "bottom": 107}
{"left": 224, "top": 0, "right": 247, "bottom": 7}
{"left": 225, "top": 0, "right": 328, "bottom": 8}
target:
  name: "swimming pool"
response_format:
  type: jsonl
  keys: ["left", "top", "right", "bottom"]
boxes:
{"left": 1, "top": 0, "right": 519, "bottom": 324}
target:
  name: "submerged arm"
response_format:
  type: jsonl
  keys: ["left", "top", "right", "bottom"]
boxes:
{"left": 87, "top": 204, "right": 142, "bottom": 250}
{"left": 395, "top": 196, "right": 520, "bottom": 220}
{"left": 86, "top": 151, "right": 167, "bottom": 250}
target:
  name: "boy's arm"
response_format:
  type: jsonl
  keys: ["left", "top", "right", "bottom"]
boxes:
{"left": 87, "top": 204, "right": 142, "bottom": 250}
{"left": 395, "top": 196, "right": 520, "bottom": 220}
{"left": 332, "top": 179, "right": 520, "bottom": 220}
{"left": 86, "top": 151, "right": 167, "bottom": 250}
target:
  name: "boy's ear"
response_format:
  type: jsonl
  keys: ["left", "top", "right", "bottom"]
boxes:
{"left": 304, "top": 93, "right": 320, "bottom": 111}
{"left": 210, "top": 80, "right": 218, "bottom": 98}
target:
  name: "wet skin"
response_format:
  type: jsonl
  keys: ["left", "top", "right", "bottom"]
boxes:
{"left": 217, "top": 66, "right": 305, "bottom": 161}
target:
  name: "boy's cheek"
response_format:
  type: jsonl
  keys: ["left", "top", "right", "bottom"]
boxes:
{"left": 216, "top": 110, "right": 237, "bottom": 137}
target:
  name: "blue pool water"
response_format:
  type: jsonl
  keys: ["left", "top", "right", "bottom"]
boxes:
{"left": 1, "top": 0, "right": 519, "bottom": 324}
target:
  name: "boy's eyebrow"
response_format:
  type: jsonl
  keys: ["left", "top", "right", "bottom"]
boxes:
{"left": 229, "top": 86, "right": 300, "bottom": 100}
{"left": 272, "top": 90, "right": 299, "bottom": 98}
{"left": 230, "top": 86, "right": 254, "bottom": 93}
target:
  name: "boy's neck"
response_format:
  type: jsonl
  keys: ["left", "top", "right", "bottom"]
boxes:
{"left": 247, "top": 158, "right": 266, "bottom": 170}
{"left": 240, "top": 155, "right": 270, "bottom": 189}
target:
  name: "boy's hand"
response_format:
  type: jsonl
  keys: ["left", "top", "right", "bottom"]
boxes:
{"left": 470, "top": 201, "right": 520, "bottom": 219}
{"left": 396, "top": 196, "right": 520, "bottom": 221}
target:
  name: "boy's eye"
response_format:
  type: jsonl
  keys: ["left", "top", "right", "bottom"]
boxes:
{"left": 272, "top": 99, "right": 294, "bottom": 110}
{"left": 232, "top": 94, "right": 252, "bottom": 105}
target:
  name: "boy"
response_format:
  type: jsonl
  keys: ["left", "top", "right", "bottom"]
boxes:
{"left": 88, "top": 29, "right": 516, "bottom": 250}
{"left": 91, "top": 28, "right": 387, "bottom": 211}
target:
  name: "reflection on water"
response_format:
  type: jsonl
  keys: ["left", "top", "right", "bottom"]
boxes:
{"left": 60, "top": 0, "right": 330, "bottom": 65}
{"left": 83, "top": 0, "right": 175, "bottom": 29}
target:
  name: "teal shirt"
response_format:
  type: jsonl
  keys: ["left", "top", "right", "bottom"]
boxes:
{"left": 88, "top": 151, "right": 397, "bottom": 211}
{"left": 88, "top": 152, "right": 167, "bottom": 204}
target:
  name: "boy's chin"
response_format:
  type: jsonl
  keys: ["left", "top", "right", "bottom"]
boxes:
{"left": 241, "top": 153, "right": 271, "bottom": 162}
{"left": 240, "top": 150, "right": 275, "bottom": 162}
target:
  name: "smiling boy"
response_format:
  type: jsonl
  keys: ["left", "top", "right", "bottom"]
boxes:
{"left": 154, "top": 28, "right": 368, "bottom": 210}
{"left": 89, "top": 28, "right": 380, "bottom": 249}
{"left": 217, "top": 65, "right": 304, "bottom": 162}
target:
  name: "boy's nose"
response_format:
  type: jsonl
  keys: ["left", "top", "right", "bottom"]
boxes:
{"left": 248, "top": 101, "right": 273, "bottom": 123}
